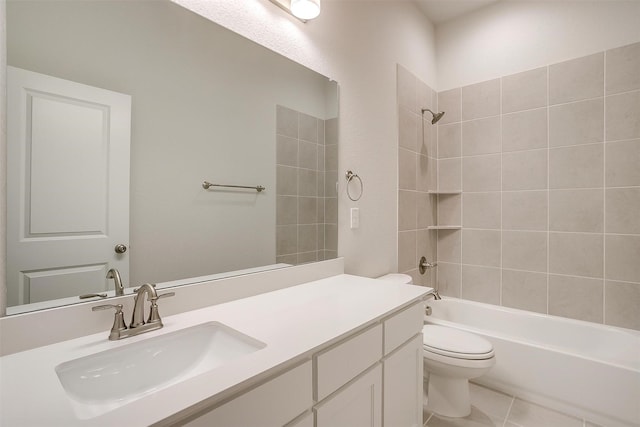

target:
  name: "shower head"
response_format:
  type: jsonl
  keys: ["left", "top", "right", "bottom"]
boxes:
{"left": 421, "top": 108, "right": 445, "bottom": 124}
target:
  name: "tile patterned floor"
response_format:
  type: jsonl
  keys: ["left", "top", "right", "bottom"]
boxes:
{"left": 423, "top": 383, "right": 602, "bottom": 427}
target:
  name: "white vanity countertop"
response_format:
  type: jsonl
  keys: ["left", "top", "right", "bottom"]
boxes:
{"left": 0, "top": 274, "right": 428, "bottom": 427}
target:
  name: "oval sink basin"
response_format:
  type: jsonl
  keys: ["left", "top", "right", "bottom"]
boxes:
{"left": 55, "top": 322, "right": 266, "bottom": 419}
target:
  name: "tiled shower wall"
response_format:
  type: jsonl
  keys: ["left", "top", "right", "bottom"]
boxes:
{"left": 276, "top": 105, "right": 338, "bottom": 264}
{"left": 435, "top": 42, "right": 640, "bottom": 330}
{"left": 397, "top": 65, "right": 438, "bottom": 286}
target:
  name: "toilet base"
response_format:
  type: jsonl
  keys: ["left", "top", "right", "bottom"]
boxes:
{"left": 425, "top": 373, "right": 471, "bottom": 418}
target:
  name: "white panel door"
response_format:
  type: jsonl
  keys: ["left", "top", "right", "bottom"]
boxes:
{"left": 7, "top": 66, "right": 131, "bottom": 306}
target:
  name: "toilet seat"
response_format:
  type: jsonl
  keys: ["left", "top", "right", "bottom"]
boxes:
{"left": 423, "top": 325, "right": 494, "bottom": 360}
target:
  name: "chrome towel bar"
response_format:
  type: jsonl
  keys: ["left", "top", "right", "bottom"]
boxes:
{"left": 202, "top": 181, "right": 265, "bottom": 192}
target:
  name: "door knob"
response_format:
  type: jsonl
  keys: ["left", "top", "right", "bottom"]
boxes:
{"left": 114, "top": 244, "right": 128, "bottom": 254}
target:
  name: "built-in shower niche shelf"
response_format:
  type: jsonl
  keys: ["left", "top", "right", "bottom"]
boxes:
{"left": 427, "top": 225, "right": 461, "bottom": 230}
{"left": 427, "top": 191, "right": 461, "bottom": 195}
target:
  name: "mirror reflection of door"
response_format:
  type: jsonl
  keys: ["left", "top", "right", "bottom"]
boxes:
{"left": 7, "top": 66, "right": 131, "bottom": 306}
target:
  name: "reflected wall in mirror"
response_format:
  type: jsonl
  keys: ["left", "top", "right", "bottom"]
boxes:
{"left": 5, "top": 0, "right": 339, "bottom": 315}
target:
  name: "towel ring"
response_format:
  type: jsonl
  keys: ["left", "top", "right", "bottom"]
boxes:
{"left": 346, "top": 170, "right": 363, "bottom": 201}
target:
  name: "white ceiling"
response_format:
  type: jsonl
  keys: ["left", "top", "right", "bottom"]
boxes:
{"left": 414, "top": 0, "right": 499, "bottom": 24}
{"left": 326, "top": 0, "right": 500, "bottom": 25}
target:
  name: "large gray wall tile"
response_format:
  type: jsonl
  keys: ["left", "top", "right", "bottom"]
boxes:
{"left": 549, "top": 52, "right": 604, "bottom": 105}
{"left": 276, "top": 105, "right": 298, "bottom": 138}
{"left": 277, "top": 135, "right": 298, "bottom": 166}
{"left": 399, "top": 148, "right": 417, "bottom": 190}
{"left": 605, "top": 281, "right": 640, "bottom": 330}
{"left": 502, "top": 67, "right": 548, "bottom": 113}
{"left": 549, "top": 232, "right": 603, "bottom": 278}
{"left": 438, "top": 158, "right": 461, "bottom": 192}
{"left": 502, "top": 269, "right": 548, "bottom": 313}
{"left": 437, "top": 262, "right": 461, "bottom": 297}
{"left": 605, "top": 187, "right": 640, "bottom": 234}
{"left": 438, "top": 88, "right": 461, "bottom": 125}
{"left": 606, "top": 139, "right": 640, "bottom": 187}
{"left": 438, "top": 123, "right": 461, "bottom": 158}
{"left": 299, "top": 140, "right": 318, "bottom": 170}
{"left": 437, "top": 229, "right": 461, "bottom": 263}
{"left": 606, "top": 41, "right": 640, "bottom": 95}
{"left": 462, "top": 79, "right": 501, "bottom": 120}
{"left": 277, "top": 196, "right": 298, "bottom": 225}
{"left": 398, "top": 231, "right": 417, "bottom": 272}
{"left": 298, "top": 224, "right": 317, "bottom": 252}
{"left": 549, "top": 98, "right": 604, "bottom": 147}
{"left": 438, "top": 193, "right": 461, "bottom": 227}
{"left": 277, "top": 165, "right": 298, "bottom": 195}
{"left": 549, "top": 144, "right": 604, "bottom": 189}
{"left": 606, "top": 91, "right": 640, "bottom": 141}
{"left": 398, "top": 190, "right": 417, "bottom": 231}
{"left": 276, "top": 225, "right": 297, "bottom": 255}
{"left": 298, "top": 169, "right": 317, "bottom": 196}
{"left": 502, "top": 191, "right": 548, "bottom": 231}
{"left": 417, "top": 193, "right": 436, "bottom": 229}
{"left": 299, "top": 113, "right": 318, "bottom": 143}
{"left": 463, "top": 192, "right": 501, "bottom": 229}
{"left": 417, "top": 155, "right": 436, "bottom": 192}
{"left": 463, "top": 155, "right": 501, "bottom": 192}
{"left": 502, "top": 149, "right": 547, "bottom": 190}
{"left": 462, "top": 265, "right": 501, "bottom": 304}
{"left": 606, "top": 235, "right": 640, "bottom": 283}
{"left": 549, "top": 275, "right": 604, "bottom": 323}
{"left": 462, "top": 116, "right": 501, "bottom": 156}
{"left": 399, "top": 106, "right": 419, "bottom": 152}
{"left": 549, "top": 189, "right": 603, "bottom": 232}
{"left": 502, "top": 108, "right": 547, "bottom": 152}
{"left": 502, "top": 231, "right": 547, "bottom": 272}
{"left": 462, "top": 229, "right": 501, "bottom": 267}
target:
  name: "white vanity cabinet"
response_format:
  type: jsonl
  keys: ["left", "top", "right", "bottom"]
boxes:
{"left": 183, "top": 361, "right": 313, "bottom": 427}
{"left": 178, "top": 301, "right": 424, "bottom": 427}
{"left": 312, "top": 301, "right": 424, "bottom": 427}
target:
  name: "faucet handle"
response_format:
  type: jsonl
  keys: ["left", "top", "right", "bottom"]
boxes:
{"left": 155, "top": 292, "right": 175, "bottom": 300}
{"left": 92, "top": 304, "right": 128, "bottom": 341}
{"left": 147, "top": 292, "right": 175, "bottom": 325}
{"left": 79, "top": 293, "right": 107, "bottom": 299}
{"left": 92, "top": 303, "right": 123, "bottom": 312}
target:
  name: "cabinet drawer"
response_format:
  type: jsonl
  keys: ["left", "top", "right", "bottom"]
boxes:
{"left": 315, "top": 324, "right": 382, "bottom": 401}
{"left": 384, "top": 302, "right": 424, "bottom": 354}
{"left": 185, "top": 361, "right": 312, "bottom": 427}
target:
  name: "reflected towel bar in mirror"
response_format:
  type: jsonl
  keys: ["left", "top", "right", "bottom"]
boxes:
{"left": 202, "top": 181, "right": 265, "bottom": 192}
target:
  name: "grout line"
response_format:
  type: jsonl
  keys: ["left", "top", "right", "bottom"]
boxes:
{"left": 546, "top": 63, "right": 551, "bottom": 315}
{"left": 459, "top": 90, "right": 464, "bottom": 298}
{"left": 500, "top": 76, "right": 504, "bottom": 306}
{"left": 603, "top": 50, "right": 608, "bottom": 325}
{"left": 504, "top": 395, "right": 516, "bottom": 427}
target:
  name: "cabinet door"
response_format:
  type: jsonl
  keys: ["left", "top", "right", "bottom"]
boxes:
{"left": 315, "top": 364, "right": 382, "bottom": 427}
{"left": 184, "top": 361, "right": 312, "bottom": 427}
{"left": 383, "top": 334, "right": 423, "bottom": 427}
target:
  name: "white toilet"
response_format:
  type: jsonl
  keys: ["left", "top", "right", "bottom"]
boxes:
{"left": 377, "top": 273, "right": 496, "bottom": 418}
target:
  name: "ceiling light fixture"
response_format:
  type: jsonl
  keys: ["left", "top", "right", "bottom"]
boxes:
{"left": 269, "top": 0, "right": 321, "bottom": 22}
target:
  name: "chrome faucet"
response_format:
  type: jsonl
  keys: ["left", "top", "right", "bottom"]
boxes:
{"left": 425, "top": 289, "right": 442, "bottom": 300}
{"left": 92, "top": 283, "right": 174, "bottom": 340}
{"left": 106, "top": 268, "right": 125, "bottom": 296}
{"left": 131, "top": 283, "right": 160, "bottom": 329}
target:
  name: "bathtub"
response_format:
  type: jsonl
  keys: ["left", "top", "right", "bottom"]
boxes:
{"left": 424, "top": 297, "right": 640, "bottom": 427}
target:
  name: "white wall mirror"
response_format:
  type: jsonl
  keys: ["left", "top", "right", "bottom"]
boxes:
{"left": 5, "top": 0, "right": 339, "bottom": 315}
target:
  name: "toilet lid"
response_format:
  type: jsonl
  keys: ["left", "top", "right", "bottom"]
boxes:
{"left": 422, "top": 325, "right": 494, "bottom": 360}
